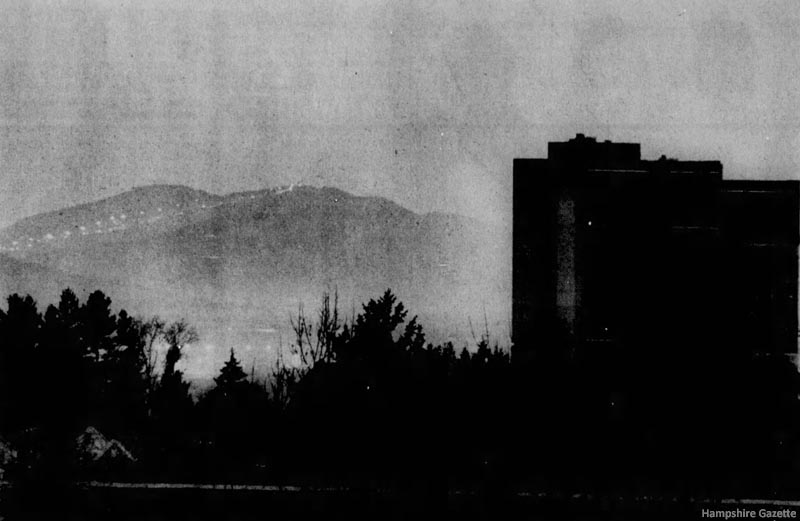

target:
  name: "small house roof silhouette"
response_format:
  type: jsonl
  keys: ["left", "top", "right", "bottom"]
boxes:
{"left": 75, "top": 426, "right": 136, "bottom": 464}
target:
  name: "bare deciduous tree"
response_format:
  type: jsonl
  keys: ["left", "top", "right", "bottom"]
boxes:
{"left": 271, "top": 290, "right": 343, "bottom": 408}
{"left": 139, "top": 316, "right": 166, "bottom": 393}
{"left": 270, "top": 338, "right": 298, "bottom": 410}
{"left": 290, "top": 290, "right": 340, "bottom": 368}
{"left": 162, "top": 319, "right": 199, "bottom": 379}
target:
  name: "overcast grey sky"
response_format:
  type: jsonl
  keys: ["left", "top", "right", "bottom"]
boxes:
{"left": 1, "top": 0, "right": 799, "bottom": 229}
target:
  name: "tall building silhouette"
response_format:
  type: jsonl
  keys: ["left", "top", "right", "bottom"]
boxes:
{"left": 513, "top": 134, "right": 799, "bottom": 364}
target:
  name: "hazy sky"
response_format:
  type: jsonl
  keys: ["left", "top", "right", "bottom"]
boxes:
{"left": 1, "top": 0, "right": 799, "bottom": 229}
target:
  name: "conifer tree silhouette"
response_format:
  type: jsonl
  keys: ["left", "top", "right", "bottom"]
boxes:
{"left": 214, "top": 349, "right": 248, "bottom": 394}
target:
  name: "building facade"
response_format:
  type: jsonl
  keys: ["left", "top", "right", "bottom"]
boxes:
{"left": 513, "top": 134, "right": 799, "bottom": 364}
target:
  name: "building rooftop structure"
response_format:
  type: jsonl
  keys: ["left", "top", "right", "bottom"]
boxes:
{"left": 512, "top": 135, "right": 799, "bottom": 367}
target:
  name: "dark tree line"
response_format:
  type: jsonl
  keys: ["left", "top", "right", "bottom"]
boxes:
{"left": 0, "top": 288, "right": 512, "bottom": 488}
{"left": 1, "top": 287, "right": 800, "bottom": 502}
{"left": 0, "top": 289, "right": 198, "bottom": 482}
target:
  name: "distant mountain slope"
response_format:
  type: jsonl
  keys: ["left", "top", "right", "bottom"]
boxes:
{"left": 0, "top": 253, "right": 114, "bottom": 306}
{"left": 0, "top": 185, "right": 222, "bottom": 254}
{"left": 0, "top": 184, "right": 510, "bottom": 377}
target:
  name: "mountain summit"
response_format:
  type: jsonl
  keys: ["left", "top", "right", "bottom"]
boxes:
{"left": 0, "top": 184, "right": 509, "bottom": 377}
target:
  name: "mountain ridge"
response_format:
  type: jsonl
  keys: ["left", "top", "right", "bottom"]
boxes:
{"left": 0, "top": 184, "right": 510, "bottom": 377}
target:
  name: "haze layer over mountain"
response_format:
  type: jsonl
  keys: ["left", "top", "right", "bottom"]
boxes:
{"left": 0, "top": 184, "right": 509, "bottom": 378}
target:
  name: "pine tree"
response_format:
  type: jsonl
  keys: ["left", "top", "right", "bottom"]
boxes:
{"left": 214, "top": 349, "right": 247, "bottom": 394}
{"left": 81, "top": 290, "right": 116, "bottom": 363}
{"left": 0, "top": 294, "right": 42, "bottom": 432}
